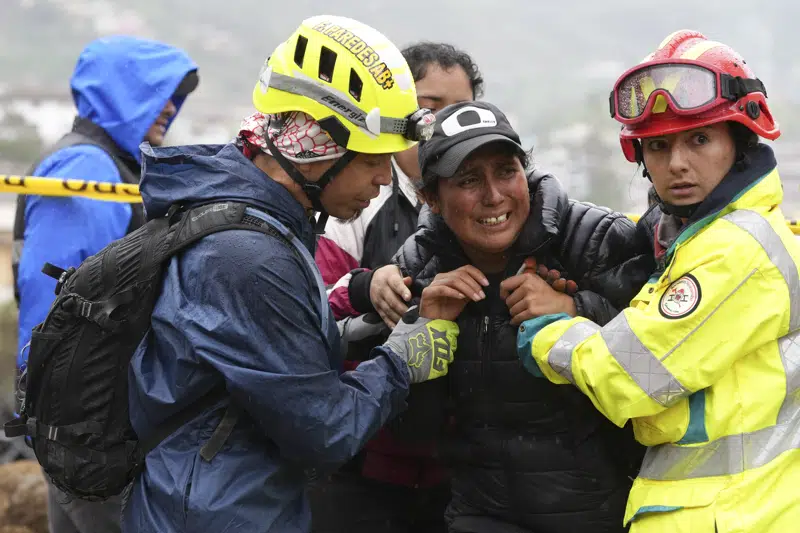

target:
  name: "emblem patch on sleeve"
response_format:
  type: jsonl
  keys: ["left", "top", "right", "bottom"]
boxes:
{"left": 659, "top": 274, "right": 701, "bottom": 319}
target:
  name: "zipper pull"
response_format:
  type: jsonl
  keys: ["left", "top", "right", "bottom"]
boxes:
{"left": 484, "top": 316, "right": 489, "bottom": 333}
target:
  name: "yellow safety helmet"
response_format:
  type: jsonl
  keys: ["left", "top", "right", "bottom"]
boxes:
{"left": 252, "top": 15, "right": 435, "bottom": 154}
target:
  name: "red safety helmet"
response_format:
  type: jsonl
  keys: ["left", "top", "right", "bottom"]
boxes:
{"left": 610, "top": 30, "right": 780, "bottom": 162}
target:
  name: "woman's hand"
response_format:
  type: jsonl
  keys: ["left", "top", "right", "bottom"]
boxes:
{"left": 420, "top": 265, "right": 489, "bottom": 321}
{"left": 519, "top": 257, "right": 578, "bottom": 295}
{"left": 370, "top": 265, "right": 413, "bottom": 328}
{"left": 500, "top": 267, "right": 577, "bottom": 326}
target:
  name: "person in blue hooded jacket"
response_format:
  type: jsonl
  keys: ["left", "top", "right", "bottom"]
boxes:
{"left": 122, "top": 15, "right": 458, "bottom": 533}
{"left": 11, "top": 35, "right": 197, "bottom": 533}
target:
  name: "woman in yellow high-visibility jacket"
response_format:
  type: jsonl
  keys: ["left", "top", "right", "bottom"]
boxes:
{"left": 517, "top": 29, "right": 800, "bottom": 533}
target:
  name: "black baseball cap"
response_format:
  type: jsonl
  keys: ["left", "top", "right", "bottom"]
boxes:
{"left": 417, "top": 101, "right": 525, "bottom": 186}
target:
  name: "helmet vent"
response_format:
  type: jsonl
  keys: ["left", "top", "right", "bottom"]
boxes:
{"left": 294, "top": 35, "right": 308, "bottom": 68}
{"left": 348, "top": 69, "right": 363, "bottom": 102}
{"left": 319, "top": 46, "right": 337, "bottom": 83}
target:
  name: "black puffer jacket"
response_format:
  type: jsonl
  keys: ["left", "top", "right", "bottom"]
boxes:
{"left": 392, "top": 170, "right": 658, "bottom": 533}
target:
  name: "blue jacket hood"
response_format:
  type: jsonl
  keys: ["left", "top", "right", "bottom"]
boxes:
{"left": 139, "top": 143, "right": 315, "bottom": 245}
{"left": 70, "top": 36, "right": 197, "bottom": 159}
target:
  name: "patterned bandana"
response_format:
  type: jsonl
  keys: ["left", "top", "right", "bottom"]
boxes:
{"left": 236, "top": 111, "right": 347, "bottom": 162}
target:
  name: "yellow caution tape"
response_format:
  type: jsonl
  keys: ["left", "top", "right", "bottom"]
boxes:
{"left": 2, "top": 174, "right": 800, "bottom": 235}
{"left": 0, "top": 175, "right": 142, "bottom": 203}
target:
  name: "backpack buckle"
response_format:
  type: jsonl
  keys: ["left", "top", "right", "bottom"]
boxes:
{"left": 56, "top": 269, "right": 74, "bottom": 295}
{"left": 25, "top": 417, "right": 37, "bottom": 438}
{"left": 78, "top": 300, "right": 93, "bottom": 319}
{"left": 62, "top": 296, "right": 95, "bottom": 321}
{"left": 42, "top": 263, "right": 75, "bottom": 295}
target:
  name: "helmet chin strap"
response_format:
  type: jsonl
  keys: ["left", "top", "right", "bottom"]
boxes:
{"left": 658, "top": 200, "right": 700, "bottom": 219}
{"left": 640, "top": 157, "right": 700, "bottom": 219}
{"left": 264, "top": 135, "right": 357, "bottom": 234}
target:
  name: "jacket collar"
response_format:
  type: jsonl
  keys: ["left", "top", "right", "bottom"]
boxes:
{"left": 391, "top": 158, "right": 419, "bottom": 208}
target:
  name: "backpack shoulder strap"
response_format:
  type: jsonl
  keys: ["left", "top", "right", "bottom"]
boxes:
{"left": 139, "top": 201, "right": 329, "bottom": 463}
{"left": 26, "top": 124, "right": 139, "bottom": 186}
{"left": 12, "top": 123, "right": 143, "bottom": 305}
{"left": 163, "top": 201, "right": 328, "bottom": 331}
{"left": 66, "top": 118, "right": 146, "bottom": 231}
{"left": 13, "top": 131, "right": 109, "bottom": 305}
{"left": 58, "top": 119, "right": 145, "bottom": 229}
{"left": 239, "top": 206, "right": 329, "bottom": 332}
{"left": 68, "top": 118, "right": 140, "bottom": 185}
{"left": 24, "top": 131, "right": 96, "bottom": 177}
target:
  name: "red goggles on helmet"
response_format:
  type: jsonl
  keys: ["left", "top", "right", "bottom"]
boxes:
{"left": 609, "top": 58, "right": 767, "bottom": 125}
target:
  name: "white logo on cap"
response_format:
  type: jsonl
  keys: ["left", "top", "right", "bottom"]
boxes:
{"left": 440, "top": 106, "right": 498, "bottom": 137}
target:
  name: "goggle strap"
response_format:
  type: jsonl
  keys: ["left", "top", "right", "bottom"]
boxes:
{"left": 720, "top": 74, "right": 767, "bottom": 100}
{"left": 608, "top": 91, "right": 616, "bottom": 118}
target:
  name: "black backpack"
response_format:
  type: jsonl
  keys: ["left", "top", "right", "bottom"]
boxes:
{"left": 3, "top": 201, "right": 326, "bottom": 501}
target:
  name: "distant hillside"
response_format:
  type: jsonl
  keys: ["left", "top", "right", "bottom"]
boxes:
{"left": 6, "top": 0, "right": 800, "bottom": 125}
{"left": 3, "top": 0, "right": 800, "bottom": 216}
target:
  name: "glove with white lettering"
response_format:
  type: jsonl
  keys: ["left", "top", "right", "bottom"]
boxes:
{"left": 383, "top": 306, "right": 458, "bottom": 384}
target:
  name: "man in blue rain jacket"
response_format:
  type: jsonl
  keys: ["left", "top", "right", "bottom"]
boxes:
{"left": 12, "top": 35, "right": 198, "bottom": 533}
